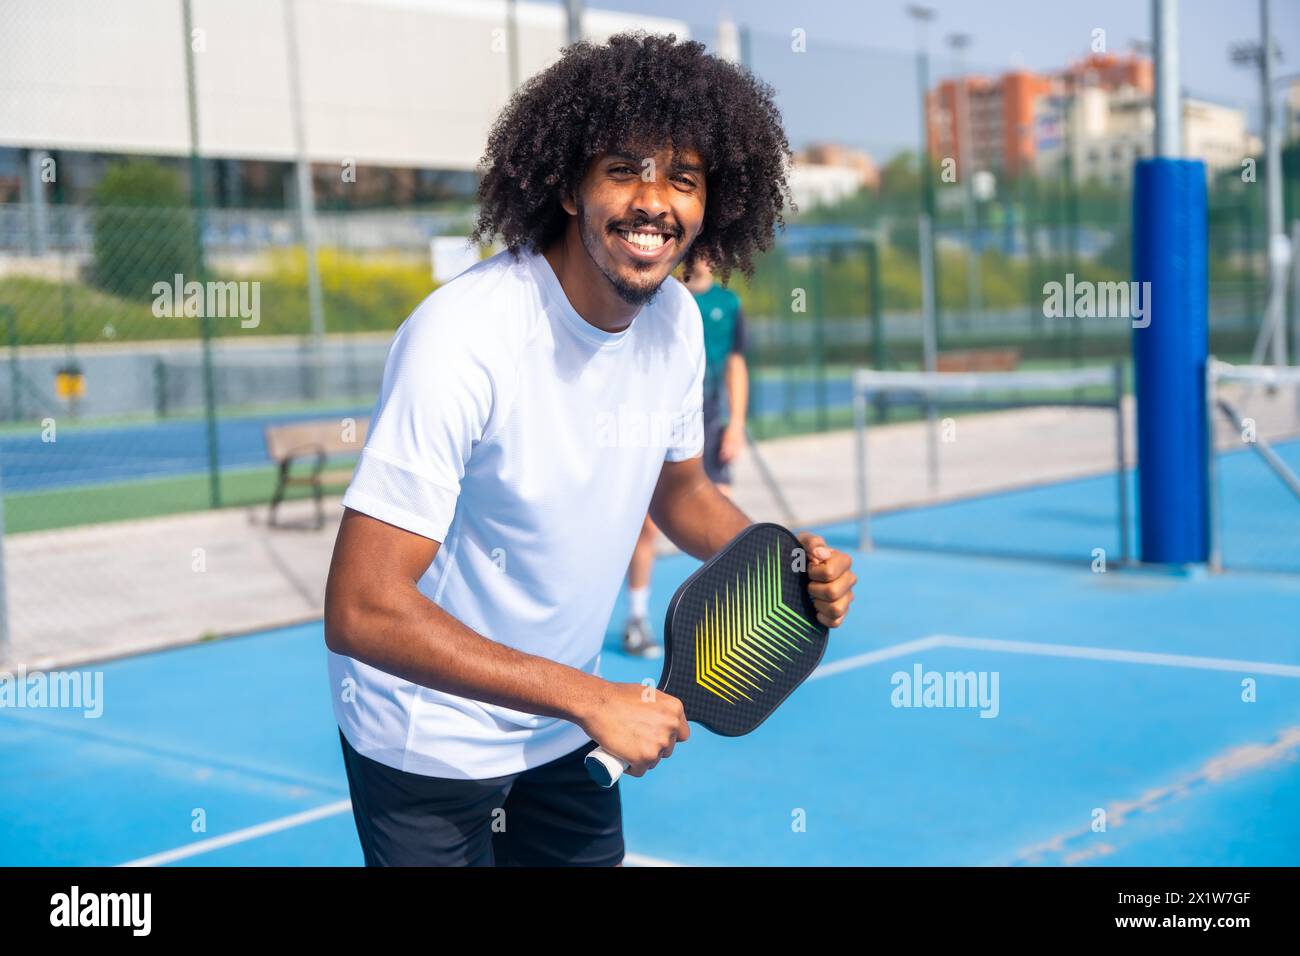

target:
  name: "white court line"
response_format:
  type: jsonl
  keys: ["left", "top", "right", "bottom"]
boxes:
{"left": 623, "top": 852, "right": 682, "bottom": 867}
{"left": 120, "top": 799, "right": 352, "bottom": 867}
{"left": 934, "top": 634, "right": 1300, "bottom": 678}
{"left": 121, "top": 634, "right": 1298, "bottom": 867}
{"left": 809, "top": 635, "right": 947, "bottom": 680}
{"left": 119, "top": 799, "right": 685, "bottom": 868}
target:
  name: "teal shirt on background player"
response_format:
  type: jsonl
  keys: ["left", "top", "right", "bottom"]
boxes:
{"left": 691, "top": 283, "right": 749, "bottom": 422}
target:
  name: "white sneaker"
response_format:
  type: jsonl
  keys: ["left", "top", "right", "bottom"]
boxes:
{"left": 622, "top": 616, "right": 662, "bottom": 659}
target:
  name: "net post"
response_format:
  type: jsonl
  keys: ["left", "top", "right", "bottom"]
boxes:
{"left": 1204, "top": 358, "right": 1222, "bottom": 572}
{"left": 1112, "top": 361, "right": 1130, "bottom": 565}
{"left": 1132, "top": 156, "right": 1209, "bottom": 564}
{"left": 853, "top": 370, "right": 872, "bottom": 553}
{"left": 1133, "top": 0, "right": 1209, "bottom": 565}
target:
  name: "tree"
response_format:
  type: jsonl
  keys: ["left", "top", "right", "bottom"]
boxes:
{"left": 878, "top": 150, "right": 922, "bottom": 200}
{"left": 91, "top": 159, "right": 197, "bottom": 300}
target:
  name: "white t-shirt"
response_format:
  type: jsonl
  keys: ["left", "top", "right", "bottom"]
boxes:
{"left": 329, "top": 248, "right": 705, "bottom": 779}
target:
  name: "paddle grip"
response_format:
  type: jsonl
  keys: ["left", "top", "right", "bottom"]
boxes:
{"left": 584, "top": 747, "right": 629, "bottom": 788}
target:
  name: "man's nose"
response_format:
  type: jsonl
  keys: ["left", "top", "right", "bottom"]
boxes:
{"left": 628, "top": 173, "right": 670, "bottom": 220}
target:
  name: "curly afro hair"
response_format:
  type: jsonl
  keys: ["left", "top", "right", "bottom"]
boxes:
{"left": 470, "top": 32, "right": 793, "bottom": 284}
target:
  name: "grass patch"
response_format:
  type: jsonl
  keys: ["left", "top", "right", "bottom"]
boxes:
{"left": 4, "top": 464, "right": 354, "bottom": 534}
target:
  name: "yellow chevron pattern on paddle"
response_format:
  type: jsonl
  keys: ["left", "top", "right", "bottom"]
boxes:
{"left": 694, "top": 541, "right": 821, "bottom": 703}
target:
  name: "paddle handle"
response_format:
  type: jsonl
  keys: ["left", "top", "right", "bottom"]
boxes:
{"left": 584, "top": 747, "right": 629, "bottom": 788}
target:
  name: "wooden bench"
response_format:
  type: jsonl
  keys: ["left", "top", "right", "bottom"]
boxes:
{"left": 264, "top": 417, "right": 369, "bottom": 528}
{"left": 935, "top": 347, "right": 1022, "bottom": 373}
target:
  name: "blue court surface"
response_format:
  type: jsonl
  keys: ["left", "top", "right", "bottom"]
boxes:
{"left": 872, "top": 439, "right": 1300, "bottom": 575}
{"left": 2, "top": 460, "right": 1297, "bottom": 866}
{"left": 0, "top": 405, "right": 373, "bottom": 493}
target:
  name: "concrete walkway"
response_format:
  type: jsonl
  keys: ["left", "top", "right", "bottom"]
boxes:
{"left": 5, "top": 498, "right": 337, "bottom": 670}
{"left": 5, "top": 385, "right": 1296, "bottom": 671}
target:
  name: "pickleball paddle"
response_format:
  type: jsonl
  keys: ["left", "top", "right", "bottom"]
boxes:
{"left": 586, "top": 522, "right": 830, "bottom": 787}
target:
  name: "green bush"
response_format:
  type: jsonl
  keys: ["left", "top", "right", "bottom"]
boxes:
{"left": 0, "top": 248, "right": 435, "bottom": 345}
{"left": 91, "top": 159, "right": 198, "bottom": 300}
{"left": 250, "top": 248, "right": 434, "bottom": 336}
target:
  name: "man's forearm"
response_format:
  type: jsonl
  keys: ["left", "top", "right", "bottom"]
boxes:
{"left": 649, "top": 467, "right": 751, "bottom": 560}
{"left": 725, "top": 354, "right": 749, "bottom": 426}
{"left": 327, "top": 585, "right": 605, "bottom": 727}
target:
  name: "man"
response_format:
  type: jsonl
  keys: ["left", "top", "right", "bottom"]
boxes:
{"left": 324, "top": 33, "right": 856, "bottom": 867}
{"left": 623, "top": 259, "right": 749, "bottom": 658}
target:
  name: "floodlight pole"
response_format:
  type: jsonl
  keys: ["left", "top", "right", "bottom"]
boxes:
{"left": 1257, "top": 0, "right": 1288, "bottom": 367}
{"left": 908, "top": 5, "right": 942, "bottom": 349}
{"left": 283, "top": 0, "right": 327, "bottom": 396}
{"left": 566, "top": 0, "right": 582, "bottom": 44}
{"left": 1153, "top": 0, "right": 1180, "bottom": 156}
{"left": 948, "top": 33, "right": 980, "bottom": 332}
{"left": 506, "top": 0, "right": 520, "bottom": 91}
{"left": 182, "top": 0, "right": 221, "bottom": 508}
{"left": 919, "top": 214, "right": 939, "bottom": 490}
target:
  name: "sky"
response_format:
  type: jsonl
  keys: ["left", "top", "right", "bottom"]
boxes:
{"left": 584, "top": 0, "right": 1298, "bottom": 159}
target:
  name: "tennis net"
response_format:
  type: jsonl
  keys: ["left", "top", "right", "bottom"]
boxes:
{"left": 1207, "top": 360, "right": 1300, "bottom": 574}
{"left": 850, "top": 364, "right": 1130, "bottom": 566}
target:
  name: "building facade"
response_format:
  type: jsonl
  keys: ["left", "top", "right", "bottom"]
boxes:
{"left": 0, "top": 0, "right": 689, "bottom": 210}
{"left": 1035, "top": 89, "right": 1258, "bottom": 186}
{"left": 788, "top": 143, "right": 880, "bottom": 212}
{"left": 925, "top": 51, "right": 1254, "bottom": 188}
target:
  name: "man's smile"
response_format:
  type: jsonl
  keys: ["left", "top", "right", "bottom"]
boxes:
{"left": 612, "top": 225, "right": 677, "bottom": 263}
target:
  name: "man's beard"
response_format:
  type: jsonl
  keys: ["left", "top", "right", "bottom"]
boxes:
{"left": 576, "top": 196, "right": 675, "bottom": 307}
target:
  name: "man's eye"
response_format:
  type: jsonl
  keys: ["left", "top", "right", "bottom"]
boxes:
{"left": 610, "top": 165, "right": 636, "bottom": 175}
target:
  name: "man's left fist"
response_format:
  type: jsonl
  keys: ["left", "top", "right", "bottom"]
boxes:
{"left": 796, "top": 531, "right": 856, "bottom": 629}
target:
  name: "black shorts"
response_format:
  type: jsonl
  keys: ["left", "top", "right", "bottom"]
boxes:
{"left": 338, "top": 729, "right": 624, "bottom": 867}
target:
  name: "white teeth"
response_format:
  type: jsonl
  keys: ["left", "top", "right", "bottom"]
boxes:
{"left": 619, "top": 230, "right": 667, "bottom": 251}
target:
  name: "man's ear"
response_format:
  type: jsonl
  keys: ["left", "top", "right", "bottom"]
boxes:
{"left": 559, "top": 187, "right": 577, "bottom": 217}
